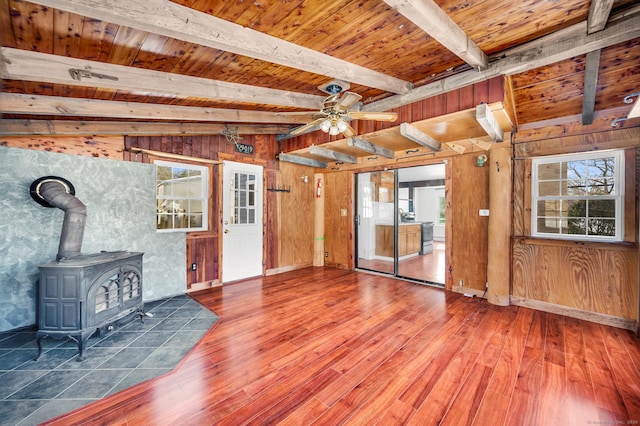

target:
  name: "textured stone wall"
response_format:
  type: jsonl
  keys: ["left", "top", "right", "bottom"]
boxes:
{"left": 0, "top": 146, "right": 186, "bottom": 332}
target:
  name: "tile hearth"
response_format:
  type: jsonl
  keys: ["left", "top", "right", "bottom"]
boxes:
{"left": 0, "top": 295, "right": 218, "bottom": 426}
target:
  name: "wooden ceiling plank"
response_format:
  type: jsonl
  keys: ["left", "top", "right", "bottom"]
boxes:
{"left": 582, "top": 49, "right": 601, "bottom": 125}
{"left": 0, "top": 47, "right": 324, "bottom": 110}
{"left": 30, "top": 0, "right": 412, "bottom": 94}
{"left": 347, "top": 137, "right": 395, "bottom": 159}
{"left": 308, "top": 145, "right": 357, "bottom": 164}
{"left": 278, "top": 152, "right": 327, "bottom": 168}
{"left": 588, "top": 0, "right": 615, "bottom": 34}
{"left": 365, "top": 12, "right": 640, "bottom": 112}
{"left": 399, "top": 122, "right": 441, "bottom": 151}
{"left": 0, "top": 119, "right": 290, "bottom": 136}
{"left": 476, "top": 103, "right": 504, "bottom": 142}
{"left": 383, "top": 0, "right": 488, "bottom": 71}
{"left": 0, "top": 93, "right": 310, "bottom": 124}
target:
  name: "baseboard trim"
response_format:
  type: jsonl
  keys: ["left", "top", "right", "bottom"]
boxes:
{"left": 265, "top": 263, "right": 313, "bottom": 276}
{"left": 187, "top": 280, "right": 221, "bottom": 292}
{"left": 510, "top": 296, "right": 636, "bottom": 331}
{"left": 451, "top": 286, "right": 486, "bottom": 298}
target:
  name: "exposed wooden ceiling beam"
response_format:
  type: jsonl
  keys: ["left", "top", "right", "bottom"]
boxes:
{"left": 0, "top": 119, "right": 290, "bottom": 136}
{"left": 278, "top": 153, "right": 327, "bottom": 168}
{"left": 0, "top": 93, "right": 310, "bottom": 124}
{"left": 366, "top": 11, "right": 640, "bottom": 112}
{"left": 383, "top": 0, "right": 488, "bottom": 71}
{"left": 476, "top": 104, "right": 504, "bottom": 142}
{"left": 30, "top": 0, "right": 412, "bottom": 95}
{"left": 588, "top": 0, "right": 615, "bottom": 33}
{"left": 308, "top": 146, "right": 357, "bottom": 164}
{"left": 347, "top": 137, "right": 395, "bottom": 159}
{"left": 582, "top": 50, "right": 602, "bottom": 125}
{"left": 0, "top": 47, "right": 324, "bottom": 110}
{"left": 399, "top": 123, "right": 441, "bottom": 151}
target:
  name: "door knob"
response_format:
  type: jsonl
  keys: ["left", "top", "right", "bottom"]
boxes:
{"left": 224, "top": 229, "right": 229, "bottom": 233}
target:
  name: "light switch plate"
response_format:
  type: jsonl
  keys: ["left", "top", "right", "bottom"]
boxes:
{"left": 479, "top": 209, "right": 490, "bottom": 216}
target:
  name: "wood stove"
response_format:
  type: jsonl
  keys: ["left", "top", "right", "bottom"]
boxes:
{"left": 30, "top": 176, "right": 144, "bottom": 361}
{"left": 36, "top": 251, "right": 144, "bottom": 361}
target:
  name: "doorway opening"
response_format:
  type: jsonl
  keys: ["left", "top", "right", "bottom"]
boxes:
{"left": 355, "top": 164, "right": 446, "bottom": 286}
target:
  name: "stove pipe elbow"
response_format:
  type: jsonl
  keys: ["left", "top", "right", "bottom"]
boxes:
{"left": 31, "top": 177, "right": 87, "bottom": 261}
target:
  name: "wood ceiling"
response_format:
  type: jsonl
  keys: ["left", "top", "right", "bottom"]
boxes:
{"left": 0, "top": 0, "right": 639, "bottom": 142}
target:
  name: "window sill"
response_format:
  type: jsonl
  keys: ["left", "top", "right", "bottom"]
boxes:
{"left": 513, "top": 236, "right": 637, "bottom": 251}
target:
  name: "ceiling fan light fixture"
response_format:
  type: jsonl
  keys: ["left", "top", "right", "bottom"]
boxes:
{"left": 329, "top": 125, "right": 341, "bottom": 136}
{"left": 320, "top": 118, "right": 332, "bottom": 132}
{"left": 336, "top": 117, "right": 348, "bottom": 132}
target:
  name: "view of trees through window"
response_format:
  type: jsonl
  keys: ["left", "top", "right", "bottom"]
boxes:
{"left": 534, "top": 151, "right": 621, "bottom": 240}
{"left": 156, "top": 161, "right": 208, "bottom": 232}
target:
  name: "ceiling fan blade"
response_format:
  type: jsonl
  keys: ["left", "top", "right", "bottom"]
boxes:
{"left": 348, "top": 111, "right": 398, "bottom": 122}
{"left": 335, "top": 91, "right": 362, "bottom": 111}
{"left": 290, "top": 117, "right": 326, "bottom": 135}
{"left": 342, "top": 124, "right": 356, "bottom": 138}
{"left": 276, "top": 111, "right": 322, "bottom": 116}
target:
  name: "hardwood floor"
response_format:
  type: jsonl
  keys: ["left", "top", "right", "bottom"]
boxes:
{"left": 45, "top": 267, "right": 640, "bottom": 425}
{"left": 358, "top": 241, "right": 446, "bottom": 284}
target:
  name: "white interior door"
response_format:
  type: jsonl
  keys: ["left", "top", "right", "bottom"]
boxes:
{"left": 222, "top": 161, "right": 263, "bottom": 283}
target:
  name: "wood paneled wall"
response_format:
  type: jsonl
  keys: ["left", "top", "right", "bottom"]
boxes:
{"left": 124, "top": 134, "right": 278, "bottom": 170}
{"left": 0, "top": 135, "right": 124, "bottom": 158}
{"left": 512, "top": 238, "right": 638, "bottom": 320}
{"left": 266, "top": 162, "right": 315, "bottom": 273}
{"left": 323, "top": 171, "right": 354, "bottom": 269}
{"left": 125, "top": 134, "right": 285, "bottom": 287}
{"left": 450, "top": 153, "right": 490, "bottom": 292}
{"left": 512, "top": 129, "right": 640, "bottom": 323}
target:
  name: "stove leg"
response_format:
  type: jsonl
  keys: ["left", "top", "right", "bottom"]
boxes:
{"left": 35, "top": 336, "right": 44, "bottom": 361}
{"left": 77, "top": 341, "right": 86, "bottom": 362}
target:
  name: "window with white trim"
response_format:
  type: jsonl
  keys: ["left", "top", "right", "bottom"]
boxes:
{"left": 532, "top": 150, "right": 624, "bottom": 241}
{"left": 155, "top": 160, "right": 208, "bottom": 232}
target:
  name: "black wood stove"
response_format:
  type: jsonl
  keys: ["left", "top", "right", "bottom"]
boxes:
{"left": 30, "top": 176, "right": 144, "bottom": 361}
{"left": 37, "top": 251, "right": 144, "bottom": 361}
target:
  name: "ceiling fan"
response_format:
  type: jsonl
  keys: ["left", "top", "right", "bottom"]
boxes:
{"left": 280, "top": 83, "right": 398, "bottom": 137}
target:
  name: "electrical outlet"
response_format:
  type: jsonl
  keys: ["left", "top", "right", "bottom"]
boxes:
{"left": 325, "top": 251, "right": 329, "bottom": 258}
{"left": 458, "top": 279, "right": 463, "bottom": 287}
{"left": 191, "top": 263, "right": 197, "bottom": 271}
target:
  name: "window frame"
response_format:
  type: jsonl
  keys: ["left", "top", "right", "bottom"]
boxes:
{"left": 155, "top": 160, "right": 209, "bottom": 233}
{"left": 531, "top": 149, "right": 624, "bottom": 242}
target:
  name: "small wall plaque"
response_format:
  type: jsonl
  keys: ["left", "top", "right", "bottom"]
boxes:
{"left": 234, "top": 143, "right": 254, "bottom": 155}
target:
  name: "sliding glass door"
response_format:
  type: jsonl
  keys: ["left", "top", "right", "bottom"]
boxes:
{"left": 355, "top": 164, "right": 446, "bottom": 286}
{"left": 355, "top": 171, "right": 395, "bottom": 274}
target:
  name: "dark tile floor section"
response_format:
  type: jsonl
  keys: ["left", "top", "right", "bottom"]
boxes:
{"left": 0, "top": 295, "right": 219, "bottom": 426}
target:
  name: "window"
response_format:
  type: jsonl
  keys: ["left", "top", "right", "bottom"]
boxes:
{"left": 532, "top": 150, "right": 624, "bottom": 241}
{"left": 156, "top": 161, "right": 208, "bottom": 232}
{"left": 438, "top": 196, "right": 446, "bottom": 224}
{"left": 229, "top": 172, "right": 257, "bottom": 224}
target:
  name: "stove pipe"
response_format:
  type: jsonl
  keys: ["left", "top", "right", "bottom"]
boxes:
{"left": 30, "top": 177, "right": 86, "bottom": 261}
